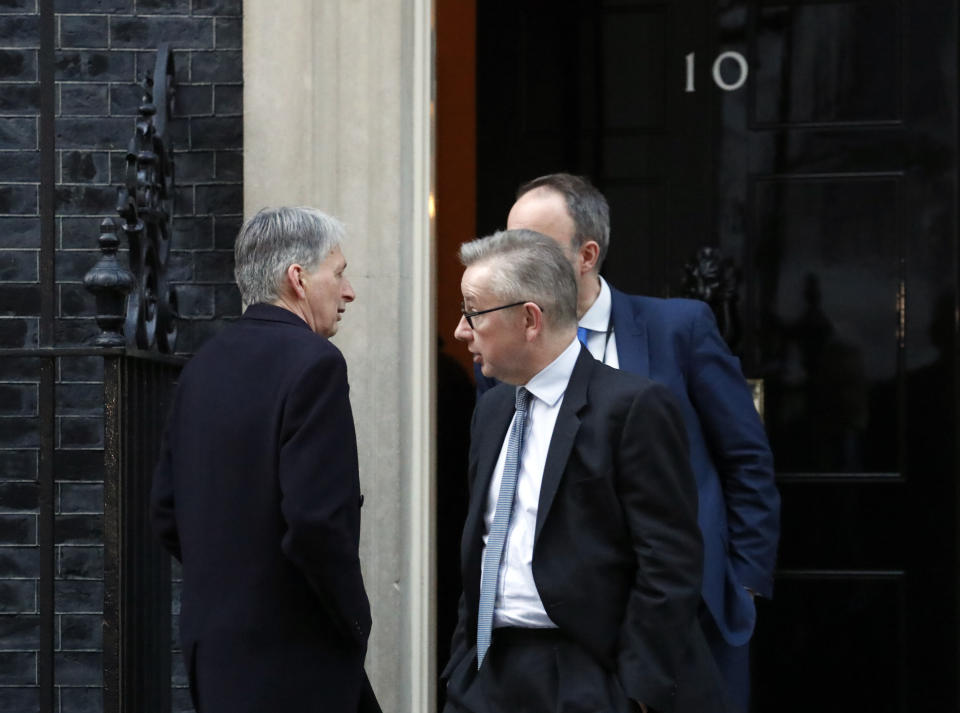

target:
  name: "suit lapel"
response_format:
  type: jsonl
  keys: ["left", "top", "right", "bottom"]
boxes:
{"left": 533, "top": 346, "right": 593, "bottom": 545}
{"left": 610, "top": 286, "right": 650, "bottom": 377}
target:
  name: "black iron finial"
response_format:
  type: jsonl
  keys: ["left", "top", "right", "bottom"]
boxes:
{"left": 83, "top": 218, "right": 136, "bottom": 347}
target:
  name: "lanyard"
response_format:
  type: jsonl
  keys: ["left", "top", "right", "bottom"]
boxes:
{"left": 600, "top": 318, "right": 614, "bottom": 365}
{"left": 585, "top": 314, "right": 614, "bottom": 364}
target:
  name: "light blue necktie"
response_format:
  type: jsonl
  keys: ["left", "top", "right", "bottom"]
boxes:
{"left": 577, "top": 326, "right": 589, "bottom": 347}
{"left": 476, "top": 386, "right": 531, "bottom": 668}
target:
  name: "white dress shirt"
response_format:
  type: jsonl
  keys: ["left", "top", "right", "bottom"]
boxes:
{"left": 481, "top": 336, "right": 581, "bottom": 629}
{"left": 579, "top": 276, "right": 619, "bottom": 368}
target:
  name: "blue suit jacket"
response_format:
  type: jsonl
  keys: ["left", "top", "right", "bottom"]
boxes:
{"left": 476, "top": 287, "right": 780, "bottom": 645}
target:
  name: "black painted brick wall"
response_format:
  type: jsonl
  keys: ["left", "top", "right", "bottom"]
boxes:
{"left": 1, "top": 2, "right": 242, "bottom": 711}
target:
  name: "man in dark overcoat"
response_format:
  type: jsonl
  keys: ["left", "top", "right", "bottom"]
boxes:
{"left": 151, "top": 206, "right": 380, "bottom": 713}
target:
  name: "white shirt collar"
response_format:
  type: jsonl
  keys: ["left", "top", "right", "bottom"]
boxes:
{"left": 580, "top": 276, "right": 611, "bottom": 332}
{"left": 522, "top": 337, "right": 580, "bottom": 408}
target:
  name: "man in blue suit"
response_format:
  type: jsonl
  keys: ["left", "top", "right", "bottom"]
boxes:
{"left": 476, "top": 174, "right": 780, "bottom": 712}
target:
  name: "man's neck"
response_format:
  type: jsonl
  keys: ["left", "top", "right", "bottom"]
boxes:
{"left": 508, "top": 329, "right": 578, "bottom": 385}
{"left": 271, "top": 295, "right": 309, "bottom": 326}
{"left": 577, "top": 274, "right": 602, "bottom": 320}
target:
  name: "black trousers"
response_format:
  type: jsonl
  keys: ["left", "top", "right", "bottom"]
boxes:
{"left": 443, "top": 628, "right": 636, "bottom": 713}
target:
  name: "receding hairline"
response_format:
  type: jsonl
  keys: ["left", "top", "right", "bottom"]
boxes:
{"left": 519, "top": 184, "right": 565, "bottom": 201}
{"left": 512, "top": 184, "right": 571, "bottom": 215}
{"left": 509, "top": 186, "right": 578, "bottom": 240}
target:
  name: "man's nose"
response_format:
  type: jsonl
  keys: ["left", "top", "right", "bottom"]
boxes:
{"left": 342, "top": 277, "right": 355, "bottom": 302}
{"left": 454, "top": 315, "right": 472, "bottom": 342}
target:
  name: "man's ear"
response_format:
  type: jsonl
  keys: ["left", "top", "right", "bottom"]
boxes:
{"left": 578, "top": 240, "right": 601, "bottom": 275}
{"left": 285, "top": 264, "right": 306, "bottom": 299}
{"left": 523, "top": 302, "right": 544, "bottom": 342}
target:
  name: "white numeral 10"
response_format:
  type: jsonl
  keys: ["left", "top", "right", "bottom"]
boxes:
{"left": 685, "top": 51, "right": 749, "bottom": 92}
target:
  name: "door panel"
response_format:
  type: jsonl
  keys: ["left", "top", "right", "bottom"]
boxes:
{"left": 752, "top": 2, "right": 902, "bottom": 126}
{"left": 757, "top": 573, "right": 906, "bottom": 710}
{"left": 601, "top": 8, "right": 668, "bottom": 130}
{"left": 750, "top": 175, "right": 902, "bottom": 473}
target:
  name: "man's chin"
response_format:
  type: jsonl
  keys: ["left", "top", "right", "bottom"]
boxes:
{"left": 479, "top": 362, "right": 502, "bottom": 381}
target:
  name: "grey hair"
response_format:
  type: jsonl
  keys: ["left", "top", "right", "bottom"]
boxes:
{"left": 459, "top": 229, "right": 578, "bottom": 329}
{"left": 234, "top": 206, "right": 345, "bottom": 306}
{"left": 517, "top": 173, "right": 610, "bottom": 271}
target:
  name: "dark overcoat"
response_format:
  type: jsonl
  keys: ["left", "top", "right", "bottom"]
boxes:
{"left": 151, "top": 303, "right": 379, "bottom": 713}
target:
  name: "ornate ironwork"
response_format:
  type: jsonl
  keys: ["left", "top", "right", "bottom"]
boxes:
{"left": 682, "top": 246, "right": 742, "bottom": 350}
{"left": 85, "top": 43, "right": 178, "bottom": 353}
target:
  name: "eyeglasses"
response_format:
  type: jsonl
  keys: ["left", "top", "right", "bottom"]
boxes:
{"left": 460, "top": 301, "right": 530, "bottom": 329}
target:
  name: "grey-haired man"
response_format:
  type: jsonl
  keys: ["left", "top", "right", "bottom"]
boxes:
{"left": 443, "top": 229, "right": 726, "bottom": 713}
{"left": 151, "top": 207, "right": 380, "bottom": 713}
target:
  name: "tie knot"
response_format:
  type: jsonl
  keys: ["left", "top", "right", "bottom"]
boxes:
{"left": 515, "top": 386, "right": 530, "bottom": 412}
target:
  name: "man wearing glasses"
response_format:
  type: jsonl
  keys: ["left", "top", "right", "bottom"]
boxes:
{"left": 479, "top": 174, "right": 780, "bottom": 713}
{"left": 442, "top": 229, "right": 726, "bottom": 713}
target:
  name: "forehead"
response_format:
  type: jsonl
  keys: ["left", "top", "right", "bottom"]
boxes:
{"left": 460, "top": 262, "right": 497, "bottom": 301}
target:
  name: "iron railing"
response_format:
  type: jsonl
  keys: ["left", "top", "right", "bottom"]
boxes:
{"left": 0, "top": 40, "right": 185, "bottom": 713}
{"left": 0, "top": 347, "right": 183, "bottom": 713}
{"left": 103, "top": 351, "right": 181, "bottom": 713}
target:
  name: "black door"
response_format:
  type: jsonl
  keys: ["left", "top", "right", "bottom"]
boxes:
{"left": 477, "top": 1, "right": 959, "bottom": 710}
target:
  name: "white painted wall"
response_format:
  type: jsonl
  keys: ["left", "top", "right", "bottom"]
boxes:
{"left": 243, "top": 2, "right": 436, "bottom": 711}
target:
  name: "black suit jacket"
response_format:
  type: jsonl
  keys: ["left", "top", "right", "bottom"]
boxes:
{"left": 150, "top": 304, "right": 380, "bottom": 713}
{"left": 477, "top": 290, "right": 780, "bottom": 646}
{"left": 447, "top": 347, "right": 726, "bottom": 713}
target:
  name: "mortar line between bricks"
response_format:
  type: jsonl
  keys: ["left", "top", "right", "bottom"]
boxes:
{"left": 50, "top": 611, "right": 102, "bottom": 616}
{"left": 48, "top": 648, "right": 105, "bottom": 653}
